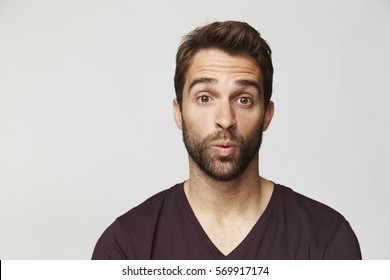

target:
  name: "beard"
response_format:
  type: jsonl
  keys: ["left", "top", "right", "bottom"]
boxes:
{"left": 182, "top": 119, "right": 263, "bottom": 181}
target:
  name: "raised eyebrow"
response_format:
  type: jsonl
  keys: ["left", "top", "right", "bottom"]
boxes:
{"left": 235, "top": 79, "right": 261, "bottom": 93}
{"left": 188, "top": 77, "right": 217, "bottom": 92}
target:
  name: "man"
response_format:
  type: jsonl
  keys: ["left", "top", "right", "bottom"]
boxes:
{"left": 92, "top": 21, "right": 361, "bottom": 259}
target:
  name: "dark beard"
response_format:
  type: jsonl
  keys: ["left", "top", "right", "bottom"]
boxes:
{"left": 182, "top": 120, "right": 263, "bottom": 181}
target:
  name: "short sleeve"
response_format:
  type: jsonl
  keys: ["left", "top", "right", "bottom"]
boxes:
{"left": 323, "top": 221, "right": 362, "bottom": 260}
{"left": 91, "top": 220, "right": 134, "bottom": 260}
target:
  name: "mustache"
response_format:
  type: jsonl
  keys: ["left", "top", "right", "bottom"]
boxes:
{"left": 204, "top": 131, "right": 242, "bottom": 143}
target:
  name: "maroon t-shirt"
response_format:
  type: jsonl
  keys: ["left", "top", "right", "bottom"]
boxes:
{"left": 92, "top": 183, "right": 361, "bottom": 259}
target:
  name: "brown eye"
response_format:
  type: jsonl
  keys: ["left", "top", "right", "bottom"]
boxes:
{"left": 238, "top": 97, "right": 252, "bottom": 105}
{"left": 199, "top": 95, "right": 210, "bottom": 103}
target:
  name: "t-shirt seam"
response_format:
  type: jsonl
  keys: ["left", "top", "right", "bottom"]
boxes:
{"left": 227, "top": 183, "right": 280, "bottom": 259}
{"left": 115, "top": 218, "right": 135, "bottom": 259}
{"left": 177, "top": 183, "right": 226, "bottom": 259}
{"left": 321, "top": 219, "right": 348, "bottom": 259}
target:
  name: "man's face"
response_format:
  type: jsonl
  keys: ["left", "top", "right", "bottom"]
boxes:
{"left": 174, "top": 49, "right": 274, "bottom": 181}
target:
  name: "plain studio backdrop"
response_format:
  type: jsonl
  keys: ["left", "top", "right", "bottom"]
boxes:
{"left": 0, "top": 0, "right": 389, "bottom": 259}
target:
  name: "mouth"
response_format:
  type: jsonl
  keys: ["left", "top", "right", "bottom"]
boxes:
{"left": 211, "top": 142, "right": 238, "bottom": 154}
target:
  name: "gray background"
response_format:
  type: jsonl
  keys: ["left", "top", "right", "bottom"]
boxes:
{"left": 0, "top": 0, "right": 389, "bottom": 259}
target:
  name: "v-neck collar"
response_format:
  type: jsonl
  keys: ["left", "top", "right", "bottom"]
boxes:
{"left": 177, "top": 182, "right": 279, "bottom": 259}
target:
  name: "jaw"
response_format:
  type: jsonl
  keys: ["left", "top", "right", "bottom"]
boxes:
{"left": 188, "top": 152, "right": 260, "bottom": 186}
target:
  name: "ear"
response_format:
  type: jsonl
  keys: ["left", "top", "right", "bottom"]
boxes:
{"left": 262, "top": 101, "right": 274, "bottom": 132}
{"left": 173, "top": 98, "right": 183, "bottom": 130}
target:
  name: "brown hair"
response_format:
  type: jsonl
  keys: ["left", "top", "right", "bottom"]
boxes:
{"left": 174, "top": 21, "right": 273, "bottom": 108}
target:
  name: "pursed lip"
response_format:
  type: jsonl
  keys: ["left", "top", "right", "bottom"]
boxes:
{"left": 212, "top": 142, "right": 237, "bottom": 148}
{"left": 211, "top": 142, "right": 238, "bottom": 153}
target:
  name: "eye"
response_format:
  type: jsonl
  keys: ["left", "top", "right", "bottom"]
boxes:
{"left": 198, "top": 95, "right": 211, "bottom": 103}
{"left": 237, "top": 96, "right": 252, "bottom": 105}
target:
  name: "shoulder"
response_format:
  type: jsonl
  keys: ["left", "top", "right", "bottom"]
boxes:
{"left": 275, "top": 184, "right": 346, "bottom": 225}
{"left": 92, "top": 183, "right": 182, "bottom": 259}
{"left": 118, "top": 186, "right": 174, "bottom": 223}
{"left": 115, "top": 183, "right": 182, "bottom": 231}
{"left": 272, "top": 184, "right": 361, "bottom": 259}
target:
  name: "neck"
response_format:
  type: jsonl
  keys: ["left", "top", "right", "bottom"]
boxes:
{"left": 184, "top": 155, "right": 274, "bottom": 256}
{"left": 185, "top": 155, "right": 264, "bottom": 214}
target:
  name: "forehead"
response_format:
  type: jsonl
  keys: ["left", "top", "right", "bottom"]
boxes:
{"left": 185, "top": 49, "right": 262, "bottom": 86}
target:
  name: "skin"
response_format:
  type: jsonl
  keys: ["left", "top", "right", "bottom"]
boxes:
{"left": 173, "top": 49, "right": 275, "bottom": 256}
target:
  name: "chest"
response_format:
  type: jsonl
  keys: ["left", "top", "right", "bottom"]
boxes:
{"left": 198, "top": 216, "right": 260, "bottom": 256}
{"left": 148, "top": 209, "right": 312, "bottom": 259}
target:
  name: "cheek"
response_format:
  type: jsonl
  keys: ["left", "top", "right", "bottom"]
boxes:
{"left": 237, "top": 110, "right": 264, "bottom": 135}
{"left": 240, "top": 123, "right": 262, "bottom": 139}
{"left": 183, "top": 106, "right": 213, "bottom": 132}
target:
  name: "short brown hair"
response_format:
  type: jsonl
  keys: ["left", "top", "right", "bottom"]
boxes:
{"left": 174, "top": 21, "right": 273, "bottom": 108}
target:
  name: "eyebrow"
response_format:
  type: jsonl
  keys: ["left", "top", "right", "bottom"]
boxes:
{"left": 235, "top": 79, "right": 261, "bottom": 93}
{"left": 188, "top": 77, "right": 217, "bottom": 92}
{"left": 188, "top": 77, "right": 261, "bottom": 93}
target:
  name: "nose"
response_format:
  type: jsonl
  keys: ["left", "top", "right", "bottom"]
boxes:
{"left": 215, "top": 100, "right": 237, "bottom": 131}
